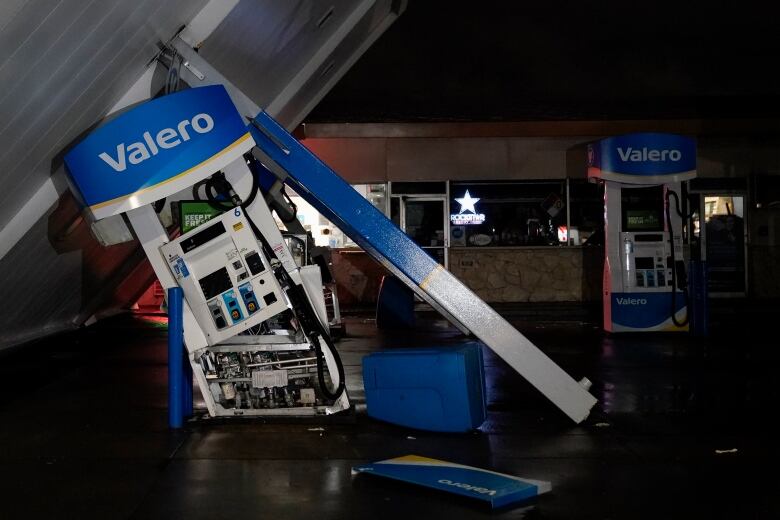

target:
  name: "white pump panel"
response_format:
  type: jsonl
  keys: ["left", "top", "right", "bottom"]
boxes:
{"left": 160, "top": 210, "right": 288, "bottom": 345}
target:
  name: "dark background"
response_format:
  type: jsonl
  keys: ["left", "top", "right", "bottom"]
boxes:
{"left": 308, "top": 1, "right": 780, "bottom": 122}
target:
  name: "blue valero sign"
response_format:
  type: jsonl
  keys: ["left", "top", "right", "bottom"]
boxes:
{"left": 352, "top": 455, "right": 551, "bottom": 509}
{"left": 611, "top": 292, "right": 688, "bottom": 331}
{"left": 64, "top": 85, "right": 254, "bottom": 220}
{"left": 587, "top": 132, "right": 696, "bottom": 184}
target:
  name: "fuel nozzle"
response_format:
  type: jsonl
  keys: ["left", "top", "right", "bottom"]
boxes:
{"left": 210, "top": 171, "right": 243, "bottom": 207}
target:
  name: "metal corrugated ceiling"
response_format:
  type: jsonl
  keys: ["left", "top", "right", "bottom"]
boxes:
{"left": 200, "top": 0, "right": 363, "bottom": 111}
{"left": 0, "top": 0, "right": 405, "bottom": 350}
{"left": 200, "top": 0, "right": 401, "bottom": 127}
{"left": 0, "top": 0, "right": 209, "bottom": 228}
{"left": 0, "top": 0, "right": 209, "bottom": 349}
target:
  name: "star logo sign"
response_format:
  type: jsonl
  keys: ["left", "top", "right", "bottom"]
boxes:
{"left": 455, "top": 190, "right": 480, "bottom": 214}
{"left": 451, "top": 190, "right": 486, "bottom": 225}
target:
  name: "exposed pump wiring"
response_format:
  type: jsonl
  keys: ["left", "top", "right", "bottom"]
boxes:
{"left": 193, "top": 168, "right": 346, "bottom": 401}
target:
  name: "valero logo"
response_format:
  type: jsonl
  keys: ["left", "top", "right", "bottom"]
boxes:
{"left": 64, "top": 85, "right": 253, "bottom": 220}
{"left": 99, "top": 113, "right": 215, "bottom": 172}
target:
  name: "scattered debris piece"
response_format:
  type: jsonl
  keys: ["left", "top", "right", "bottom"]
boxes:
{"left": 307, "top": 427, "right": 325, "bottom": 432}
{"left": 352, "top": 454, "right": 551, "bottom": 509}
{"left": 715, "top": 448, "right": 738, "bottom": 454}
{"left": 594, "top": 422, "right": 611, "bottom": 428}
{"left": 406, "top": 436, "right": 416, "bottom": 440}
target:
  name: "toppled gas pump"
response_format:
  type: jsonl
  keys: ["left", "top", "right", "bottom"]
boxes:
{"left": 64, "top": 67, "right": 597, "bottom": 423}
{"left": 64, "top": 85, "right": 348, "bottom": 417}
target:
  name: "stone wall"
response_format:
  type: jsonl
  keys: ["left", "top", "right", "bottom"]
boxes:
{"left": 329, "top": 246, "right": 604, "bottom": 307}
{"left": 449, "top": 247, "right": 603, "bottom": 303}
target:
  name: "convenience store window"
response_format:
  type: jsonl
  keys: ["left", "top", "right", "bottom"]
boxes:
{"left": 568, "top": 180, "right": 604, "bottom": 245}
{"left": 450, "top": 181, "right": 566, "bottom": 247}
{"left": 285, "top": 184, "right": 387, "bottom": 247}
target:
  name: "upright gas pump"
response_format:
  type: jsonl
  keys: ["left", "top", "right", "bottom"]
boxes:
{"left": 588, "top": 133, "right": 697, "bottom": 332}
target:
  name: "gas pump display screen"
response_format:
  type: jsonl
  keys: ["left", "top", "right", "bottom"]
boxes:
{"left": 635, "top": 257, "right": 655, "bottom": 270}
{"left": 625, "top": 210, "right": 662, "bottom": 231}
{"left": 199, "top": 267, "right": 232, "bottom": 300}
{"left": 622, "top": 186, "right": 664, "bottom": 231}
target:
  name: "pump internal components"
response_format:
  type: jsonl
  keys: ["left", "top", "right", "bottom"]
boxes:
{"left": 198, "top": 347, "right": 335, "bottom": 415}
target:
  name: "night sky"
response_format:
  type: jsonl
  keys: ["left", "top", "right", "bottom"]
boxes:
{"left": 308, "top": 1, "right": 780, "bottom": 122}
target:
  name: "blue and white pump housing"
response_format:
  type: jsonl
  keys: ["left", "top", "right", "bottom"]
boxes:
{"left": 588, "top": 133, "right": 697, "bottom": 332}
{"left": 62, "top": 85, "right": 348, "bottom": 417}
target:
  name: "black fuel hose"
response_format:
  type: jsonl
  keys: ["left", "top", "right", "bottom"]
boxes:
{"left": 665, "top": 190, "right": 691, "bottom": 327}
{"left": 200, "top": 168, "right": 346, "bottom": 401}
{"left": 242, "top": 207, "right": 346, "bottom": 401}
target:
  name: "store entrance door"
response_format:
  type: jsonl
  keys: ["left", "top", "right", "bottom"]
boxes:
{"left": 693, "top": 194, "right": 748, "bottom": 296}
{"left": 398, "top": 196, "right": 448, "bottom": 268}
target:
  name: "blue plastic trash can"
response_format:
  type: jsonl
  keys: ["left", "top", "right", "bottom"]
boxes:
{"left": 362, "top": 343, "right": 487, "bottom": 432}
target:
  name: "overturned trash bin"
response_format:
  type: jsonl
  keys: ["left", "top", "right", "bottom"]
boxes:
{"left": 362, "top": 343, "right": 487, "bottom": 432}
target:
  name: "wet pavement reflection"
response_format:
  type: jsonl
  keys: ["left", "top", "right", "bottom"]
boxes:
{"left": 0, "top": 306, "right": 777, "bottom": 519}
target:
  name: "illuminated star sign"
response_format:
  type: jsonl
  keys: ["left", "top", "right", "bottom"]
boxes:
{"left": 451, "top": 190, "right": 485, "bottom": 225}
{"left": 455, "top": 190, "right": 480, "bottom": 214}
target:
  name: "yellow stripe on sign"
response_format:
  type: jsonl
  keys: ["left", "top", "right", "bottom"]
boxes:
{"left": 389, "top": 455, "right": 443, "bottom": 464}
{"left": 89, "top": 132, "right": 252, "bottom": 211}
{"left": 419, "top": 264, "right": 444, "bottom": 291}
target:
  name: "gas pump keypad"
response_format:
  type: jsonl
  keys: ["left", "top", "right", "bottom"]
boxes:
{"left": 161, "top": 211, "right": 289, "bottom": 345}
{"left": 630, "top": 241, "right": 673, "bottom": 288}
